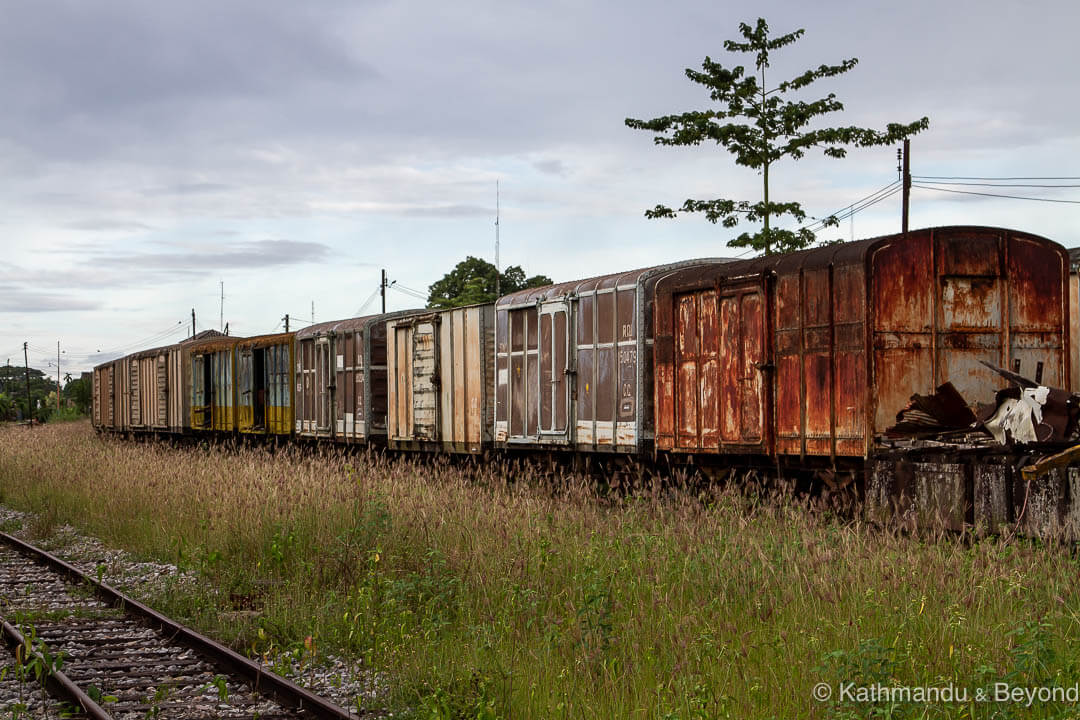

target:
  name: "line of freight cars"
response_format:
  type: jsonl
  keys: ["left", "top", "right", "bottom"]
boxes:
{"left": 93, "top": 226, "right": 1077, "bottom": 523}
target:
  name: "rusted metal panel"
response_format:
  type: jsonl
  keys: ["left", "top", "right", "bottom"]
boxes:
{"left": 116, "top": 357, "right": 130, "bottom": 431}
{"left": 168, "top": 345, "right": 186, "bottom": 432}
{"left": 1069, "top": 249, "right": 1080, "bottom": 393}
{"left": 654, "top": 226, "right": 1068, "bottom": 460}
{"left": 387, "top": 304, "right": 494, "bottom": 452}
{"left": 296, "top": 311, "right": 416, "bottom": 444}
{"left": 235, "top": 334, "right": 294, "bottom": 436}
{"left": 412, "top": 321, "right": 438, "bottom": 440}
{"left": 669, "top": 281, "right": 767, "bottom": 453}
{"left": 873, "top": 228, "right": 1068, "bottom": 441}
{"left": 497, "top": 260, "right": 728, "bottom": 453}
{"left": 186, "top": 335, "right": 241, "bottom": 433}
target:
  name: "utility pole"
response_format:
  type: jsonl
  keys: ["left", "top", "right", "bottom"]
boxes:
{"left": 57, "top": 341, "right": 61, "bottom": 412}
{"left": 220, "top": 280, "right": 224, "bottom": 332}
{"left": 311, "top": 301, "right": 314, "bottom": 326}
{"left": 23, "top": 342, "right": 31, "bottom": 426}
{"left": 381, "top": 269, "right": 387, "bottom": 314}
{"left": 495, "top": 180, "right": 501, "bottom": 298}
{"left": 284, "top": 314, "right": 289, "bottom": 332}
{"left": 900, "top": 139, "right": 911, "bottom": 234}
{"left": 192, "top": 308, "right": 196, "bottom": 337}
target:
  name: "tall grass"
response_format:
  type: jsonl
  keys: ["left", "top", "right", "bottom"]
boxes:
{"left": 1, "top": 421, "right": 1079, "bottom": 719}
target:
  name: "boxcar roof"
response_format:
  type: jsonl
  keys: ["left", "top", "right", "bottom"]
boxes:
{"left": 185, "top": 334, "right": 244, "bottom": 353}
{"left": 236, "top": 331, "right": 295, "bottom": 349}
{"left": 295, "top": 309, "right": 422, "bottom": 340}
{"left": 495, "top": 258, "right": 732, "bottom": 308}
{"left": 387, "top": 301, "right": 494, "bottom": 325}
{"left": 656, "top": 226, "right": 1060, "bottom": 291}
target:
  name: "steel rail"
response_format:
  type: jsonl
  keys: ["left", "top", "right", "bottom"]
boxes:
{"left": 0, "top": 618, "right": 114, "bottom": 720}
{"left": 0, "top": 532, "right": 354, "bottom": 720}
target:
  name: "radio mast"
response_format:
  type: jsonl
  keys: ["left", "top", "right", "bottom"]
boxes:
{"left": 495, "top": 180, "right": 500, "bottom": 298}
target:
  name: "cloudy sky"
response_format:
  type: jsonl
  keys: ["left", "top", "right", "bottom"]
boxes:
{"left": 2, "top": 0, "right": 1078, "bottom": 375}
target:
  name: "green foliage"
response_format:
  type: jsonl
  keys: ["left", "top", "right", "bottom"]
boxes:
{"left": 10, "top": 424, "right": 1080, "bottom": 719}
{"left": 427, "top": 256, "right": 552, "bottom": 309}
{"left": 0, "top": 365, "right": 59, "bottom": 421}
{"left": 626, "top": 17, "right": 929, "bottom": 255}
{"left": 63, "top": 376, "right": 92, "bottom": 415}
{"left": 0, "top": 393, "right": 13, "bottom": 421}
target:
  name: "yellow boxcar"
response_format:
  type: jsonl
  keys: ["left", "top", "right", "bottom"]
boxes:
{"left": 236, "top": 332, "right": 295, "bottom": 436}
{"left": 188, "top": 336, "right": 242, "bottom": 433}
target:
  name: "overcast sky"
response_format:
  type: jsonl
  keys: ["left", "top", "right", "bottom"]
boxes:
{"left": 3, "top": 0, "right": 1078, "bottom": 375}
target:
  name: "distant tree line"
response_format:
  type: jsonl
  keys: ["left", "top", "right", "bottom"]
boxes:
{"left": 0, "top": 365, "right": 90, "bottom": 422}
{"left": 427, "top": 256, "right": 553, "bottom": 309}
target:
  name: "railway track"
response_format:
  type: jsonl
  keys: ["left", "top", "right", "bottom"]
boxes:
{"left": 0, "top": 532, "right": 355, "bottom": 720}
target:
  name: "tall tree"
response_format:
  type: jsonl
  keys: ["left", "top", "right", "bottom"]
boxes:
{"left": 427, "top": 256, "right": 553, "bottom": 309}
{"left": 626, "top": 18, "right": 929, "bottom": 255}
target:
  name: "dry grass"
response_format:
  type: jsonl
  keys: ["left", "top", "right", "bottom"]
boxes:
{"left": 2, "top": 421, "right": 1079, "bottom": 719}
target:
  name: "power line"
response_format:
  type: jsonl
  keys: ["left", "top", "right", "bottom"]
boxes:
{"left": 390, "top": 285, "right": 428, "bottom": 302}
{"left": 797, "top": 180, "right": 901, "bottom": 234}
{"left": 914, "top": 179, "right": 1080, "bottom": 188}
{"left": 914, "top": 175, "right": 1080, "bottom": 181}
{"left": 355, "top": 286, "right": 381, "bottom": 316}
{"left": 912, "top": 184, "right": 1080, "bottom": 204}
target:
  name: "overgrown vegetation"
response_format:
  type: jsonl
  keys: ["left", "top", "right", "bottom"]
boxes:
{"left": 2, "top": 421, "right": 1079, "bottom": 718}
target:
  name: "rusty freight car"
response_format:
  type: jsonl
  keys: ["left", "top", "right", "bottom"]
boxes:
{"left": 236, "top": 333, "right": 295, "bottom": 437}
{"left": 1068, "top": 247, "right": 1080, "bottom": 392}
{"left": 653, "top": 226, "right": 1070, "bottom": 464}
{"left": 92, "top": 360, "right": 117, "bottom": 431}
{"left": 125, "top": 346, "right": 173, "bottom": 433}
{"left": 494, "top": 260, "right": 726, "bottom": 453}
{"left": 386, "top": 303, "right": 495, "bottom": 453}
{"left": 295, "top": 311, "right": 415, "bottom": 444}
{"left": 188, "top": 334, "right": 243, "bottom": 433}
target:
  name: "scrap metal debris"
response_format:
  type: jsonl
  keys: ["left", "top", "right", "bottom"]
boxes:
{"left": 887, "top": 382, "right": 977, "bottom": 437}
{"left": 886, "top": 363, "right": 1080, "bottom": 446}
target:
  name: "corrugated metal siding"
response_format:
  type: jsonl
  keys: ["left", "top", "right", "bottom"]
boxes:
{"left": 237, "top": 335, "right": 294, "bottom": 436}
{"left": 495, "top": 260, "right": 727, "bottom": 453}
{"left": 92, "top": 367, "right": 104, "bottom": 428}
{"left": 168, "top": 346, "right": 186, "bottom": 432}
{"left": 387, "top": 304, "right": 495, "bottom": 452}
{"left": 654, "top": 226, "right": 1069, "bottom": 459}
{"left": 672, "top": 281, "right": 767, "bottom": 453}
{"left": 1071, "top": 262, "right": 1080, "bottom": 393}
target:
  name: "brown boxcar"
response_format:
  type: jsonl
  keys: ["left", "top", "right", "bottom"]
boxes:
{"left": 386, "top": 303, "right": 495, "bottom": 453}
{"left": 1068, "top": 247, "right": 1080, "bottom": 392}
{"left": 126, "top": 346, "right": 171, "bottom": 432}
{"left": 92, "top": 361, "right": 116, "bottom": 431}
{"left": 653, "top": 226, "right": 1070, "bottom": 460}
{"left": 187, "top": 335, "right": 243, "bottom": 433}
{"left": 236, "top": 333, "right": 295, "bottom": 436}
{"left": 494, "top": 260, "right": 726, "bottom": 453}
{"left": 295, "top": 311, "right": 416, "bottom": 443}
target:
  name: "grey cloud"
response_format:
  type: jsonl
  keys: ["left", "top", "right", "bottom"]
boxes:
{"left": 533, "top": 159, "right": 567, "bottom": 176}
{"left": 0, "top": 285, "right": 102, "bottom": 313}
{"left": 402, "top": 205, "right": 492, "bottom": 218}
{"left": 92, "top": 239, "right": 332, "bottom": 272}
{"left": 64, "top": 219, "right": 156, "bottom": 232}
{"left": 142, "top": 183, "right": 231, "bottom": 197}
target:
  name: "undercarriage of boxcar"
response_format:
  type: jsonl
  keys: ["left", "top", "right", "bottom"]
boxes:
{"left": 90, "top": 226, "right": 1080, "bottom": 539}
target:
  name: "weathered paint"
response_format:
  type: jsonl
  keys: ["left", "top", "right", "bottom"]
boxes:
{"left": 495, "top": 259, "right": 726, "bottom": 453}
{"left": 237, "top": 333, "right": 295, "bottom": 436}
{"left": 1068, "top": 248, "right": 1080, "bottom": 393}
{"left": 386, "top": 304, "right": 495, "bottom": 453}
{"left": 654, "top": 226, "right": 1069, "bottom": 458}
{"left": 187, "top": 336, "right": 242, "bottom": 433}
{"left": 295, "top": 311, "right": 417, "bottom": 444}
